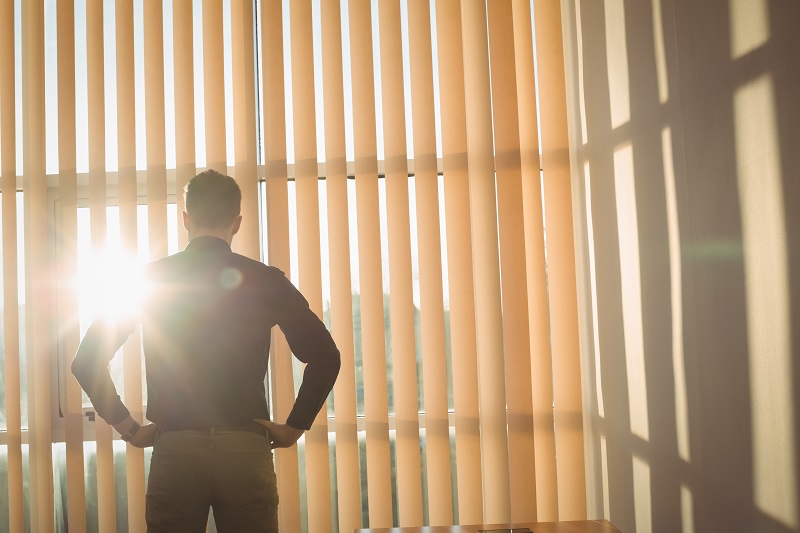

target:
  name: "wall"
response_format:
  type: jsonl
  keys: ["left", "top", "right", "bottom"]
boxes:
{"left": 561, "top": 0, "right": 800, "bottom": 531}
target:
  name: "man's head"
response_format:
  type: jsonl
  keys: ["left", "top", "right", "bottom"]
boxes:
{"left": 183, "top": 169, "right": 242, "bottom": 242}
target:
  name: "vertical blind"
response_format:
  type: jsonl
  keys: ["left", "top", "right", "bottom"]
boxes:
{"left": 0, "top": 0, "right": 586, "bottom": 532}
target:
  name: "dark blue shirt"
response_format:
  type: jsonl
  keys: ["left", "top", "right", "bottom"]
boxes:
{"left": 72, "top": 236, "right": 340, "bottom": 430}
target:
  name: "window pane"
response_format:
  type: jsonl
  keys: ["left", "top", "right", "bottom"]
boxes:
{"left": 75, "top": 202, "right": 178, "bottom": 408}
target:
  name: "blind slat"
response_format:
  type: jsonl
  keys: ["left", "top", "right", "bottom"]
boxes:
{"left": 21, "top": 0, "right": 55, "bottom": 528}
{"left": 379, "top": 0, "right": 426, "bottom": 527}
{"left": 511, "top": 0, "right": 559, "bottom": 520}
{"left": 350, "top": 0, "right": 393, "bottom": 526}
{"left": 116, "top": 1, "right": 147, "bottom": 530}
{"left": 231, "top": 0, "right": 259, "bottom": 259}
{"left": 266, "top": 178, "right": 303, "bottom": 533}
{"left": 57, "top": 0, "right": 87, "bottom": 530}
{"left": 407, "top": 0, "right": 455, "bottom": 526}
{"left": 289, "top": 1, "right": 333, "bottom": 531}
{"left": 1, "top": 0, "right": 24, "bottom": 528}
{"left": 87, "top": 3, "right": 116, "bottom": 521}
{"left": 262, "top": 1, "right": 302, "bottom": 529}
{"left": 435, "top": 0, "right": 484, "bottom": 524}
{"left": 533, "top": 0, "right": 587, "bottom": 519}
{"left": 203, "top": 0, "right": 226, "bottom": 173}
{"left": 487, "top": 0, "right": 538, "bottom": 523}
{"left": 320, "top": 0, "right": 362, "bottom": 530}
{"left": 173, "top": 0, "right": 195, "bottom": 253}
{"left": 144, "top": 0, "right": 168, "bottom": 261}
{"left": 461, "top": 0, "right": 511, "bottom": 523}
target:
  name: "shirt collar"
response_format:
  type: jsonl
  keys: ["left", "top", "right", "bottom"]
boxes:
{"left": 185, "top": 236, "right": 232, "bottom": 253}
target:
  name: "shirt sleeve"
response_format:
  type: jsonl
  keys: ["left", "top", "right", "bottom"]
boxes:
{"left": 269, "top": 270, "right": 341, "bottom": 430}
{"left": 71, "top": 318, "right": 138, "bottom": 425}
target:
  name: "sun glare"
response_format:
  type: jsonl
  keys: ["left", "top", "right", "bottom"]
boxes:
{"left": 78, "top": 249, "right": 149, "bottom": 325}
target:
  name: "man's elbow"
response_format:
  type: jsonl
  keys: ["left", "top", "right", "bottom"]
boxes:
{"left": 72, "top": 325, "right": 102, "bottom": 384}
{"left": 71, "top": 352, "right": 91, "bottom": 385}
{"left": 330, "top": 346, "right": 341, "bottom": 378}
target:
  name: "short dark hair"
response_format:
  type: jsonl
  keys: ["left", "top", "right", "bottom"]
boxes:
{"left": 184, "top": 170, "right": 242, "bottom": 229}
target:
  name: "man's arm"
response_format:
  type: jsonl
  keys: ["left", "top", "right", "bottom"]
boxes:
{"left": 257, "top": 271, "right": 340, "bottom": 445}
{"left": 71, "top": 318, "right": 156, "bottom": 446}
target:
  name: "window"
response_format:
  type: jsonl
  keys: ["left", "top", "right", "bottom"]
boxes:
{"left": 3, "top": 0, "right": 562, "bottom": 529}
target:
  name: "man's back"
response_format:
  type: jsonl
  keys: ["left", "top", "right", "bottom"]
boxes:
{"left": 143, "top": 236, "right": 277, "bottom": 430}
{"left": 142, "top": 234, "right": 339, "bottom": 432}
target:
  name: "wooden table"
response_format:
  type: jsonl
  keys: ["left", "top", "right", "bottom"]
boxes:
{"left": 355, "top": 519, "right": 621, "bottom": 533}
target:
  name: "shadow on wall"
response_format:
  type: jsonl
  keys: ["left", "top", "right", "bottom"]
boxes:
{"left": 564, "top": 0, "right": 800, "bottom": 531}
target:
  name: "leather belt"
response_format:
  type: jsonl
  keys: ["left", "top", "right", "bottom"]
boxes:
{"left": 160, "top": 422, "right": 267, "bottom": 437}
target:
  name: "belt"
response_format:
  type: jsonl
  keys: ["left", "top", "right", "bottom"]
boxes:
{"left": 160, "top": 422, "right": 267, "bottom": 437}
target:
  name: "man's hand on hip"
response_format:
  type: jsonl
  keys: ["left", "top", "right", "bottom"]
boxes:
{"left": 112, "top": 415, "right": 159, "bottom": 448}
{"left": 253, "top": 419, "right": 304, "bottom": 448}
{"left": 127, "top": 423, "right": 159, "bottom": 448}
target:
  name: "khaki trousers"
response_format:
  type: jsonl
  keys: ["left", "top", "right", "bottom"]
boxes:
{"left": 146, "top": 428, "right": 279, "bottom": 533}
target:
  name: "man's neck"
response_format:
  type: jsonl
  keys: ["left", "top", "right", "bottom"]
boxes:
{"left": 189, "top": 231, "right": 234, "bottom": 245}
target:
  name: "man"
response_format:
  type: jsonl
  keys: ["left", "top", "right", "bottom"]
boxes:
{"left": 72, "top": 169, "right": 340, "bottom": 532}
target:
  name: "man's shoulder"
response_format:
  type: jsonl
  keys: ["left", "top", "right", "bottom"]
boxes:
{"left": 144, "top": 249, "right": 288, "bottom": 285}
{"left": 230, "top": 252, "right": 285, "bottom": 277}
{"left": 145, "top": 251, "right": 185, "bottom": 273}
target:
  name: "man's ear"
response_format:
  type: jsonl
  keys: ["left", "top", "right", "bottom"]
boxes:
{"left": 231, "top": 215, "right": 243, "bottom": 237}
{"left": 182, "top": 210, "right": 191, "bottom": 233}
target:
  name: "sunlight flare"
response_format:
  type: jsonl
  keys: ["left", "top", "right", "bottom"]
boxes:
{"left": 78, "top": 249, "right": 150, "bottom": 324}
